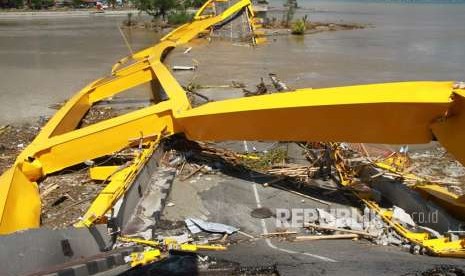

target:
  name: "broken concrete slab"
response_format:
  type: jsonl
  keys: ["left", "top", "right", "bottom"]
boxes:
{"left": 120, "top": 167, "right": 176, "bottom": 236}
{"left": 392, "top": 206, "right": 416, "bottom": 227}
{"left": 185, "top": 218, "right": 239, "bottom": 235}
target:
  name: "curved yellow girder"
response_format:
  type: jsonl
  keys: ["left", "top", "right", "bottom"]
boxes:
{"left": 0, "top": 0, "right": 257, "bottom": 236}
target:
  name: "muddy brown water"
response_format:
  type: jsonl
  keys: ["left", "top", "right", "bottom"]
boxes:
{"left": 0, "top": 15, "right": 160, "bottom": 124}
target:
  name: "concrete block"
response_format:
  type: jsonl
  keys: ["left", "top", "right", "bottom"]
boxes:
{"left": 86, "top": 258, "right": 108, "bottom": 275}
{"left": 58, "top": 264, "right": 88, "bottom": 276}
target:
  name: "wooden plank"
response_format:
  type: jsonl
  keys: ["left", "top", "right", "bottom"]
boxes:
{"left": 305, "top": 223, "right": 377, "bottom": 238}
{"left": 295, "top": 234, "right": 358, "bottom": 241}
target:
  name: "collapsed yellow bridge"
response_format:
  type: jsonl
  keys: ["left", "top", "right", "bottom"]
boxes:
{"left": 1, "top": 0, "right": 465, "bottom": 257}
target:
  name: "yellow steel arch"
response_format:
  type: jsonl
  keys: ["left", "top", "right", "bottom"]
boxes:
{"left": 0, "top": 0, "right": 464, "bottom": 258}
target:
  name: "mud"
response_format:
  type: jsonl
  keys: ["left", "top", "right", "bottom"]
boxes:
{"left": 0, "top": 121, "right": 42, "bottom": 174}
{"left": 122, "top": 253, "right": 279, "bottom": 276}
{"left": 40, "top": 170, "right": 99, "bottom": 228}
{"left": 404, "top": 264, "right": 465, "bottom": 276}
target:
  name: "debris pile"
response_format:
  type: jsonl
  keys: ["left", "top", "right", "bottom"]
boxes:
{"left": 162, "top": 137, "right": 291, "bottom": 181}
{"left": 267, "top": 165, "right": 318, "bottom": 182}
{"left": 161, "top": 139, "right": 465, "bottom": 256}
{"left": 159, "top": 138, "right": 429, "bottom": 252}
{"left": 80, "top": 106, "right": 118, "bottom": 127}
{"left": 409, "top": 147, "right": 465, "bottom": 195}
{"left": 40, "top": 171, "right": 100, "bottom": 228}
{"left": 115, "top": 217, "right": 245, "bottom": 268}
{"left": 264, "top": 206, "right": 410, "bottom": 248}
{"left": 404, "top": 264, "right": 465, "bottom": 276}
{"left": 243, "top": 73, "right": 290, "bottom": 97}
{"left": 0, "top": 121, "right": 43, "bottom": 174}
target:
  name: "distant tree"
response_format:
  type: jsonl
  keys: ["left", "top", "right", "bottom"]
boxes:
{"left": 134, "top": 0, "right": 177, "bottom": 20}
{"left": 108, "top": 0, "right": 116, "bottom": 8}
{"left": 30, "top": 0, "right": 53, "bottom": 9}
{"left": 0, "top": 0, "right": 24, "bottom": 8}
{"left": 72, "top": 0, "right": 81, "bottom": 8}
{"left": 15, "top": 0, "right": 24, "bottom": 8}
{"left": 185, "top": 0, "right": 205, "bottom": 8}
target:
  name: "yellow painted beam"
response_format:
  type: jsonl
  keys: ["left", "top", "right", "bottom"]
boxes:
{"left": 150, "top": 61, "right": 190, "bottom": 110}
{"left": 178, "top": 82, "right": 453, "bottom": 144}
{"left": 431, "top": 90, "right": 465, "bottom": 168}
{"left": 89, "top": 166, "right": 120, "bottom": 181}
{"left": 88, "top": 69, "right": 154, "bottom": 104}
{"left": 41, "top": 79, "right": 103, "bottom": 138}
{"left": 112, "top": 59, "right": 151, "bottom": 78}
{"left": 76, "top": 141, "right": 158, "bottom": 227}
{"left": 0, "top": 167, "right": 40, "bottom": 234}
{"left": 32, "top": 103, "right": 175, "bottom": 175}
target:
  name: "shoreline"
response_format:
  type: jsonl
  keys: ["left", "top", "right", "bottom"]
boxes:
{"left": 0, "top": 9, "right": 139, "bottom": 19}
{"left": 263, "top": 22, "right": 368, "bottom": 37}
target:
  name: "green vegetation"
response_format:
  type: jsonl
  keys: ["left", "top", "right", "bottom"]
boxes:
{"left": 0, "top": 0, "right": 23, "bottom": 9}
{"left": 291, "top": 19, "right": 305, "bottom": 35}
{"left": 30, "top": 0, "right": 54, "bottom": 9}
{"left": 133, "top": 0, "right": 204, "bottom": 20}
{"left": 183, "top": 0, "right": 204, "bottom": 8}
{"left": 123, "top": 12, "right": 138, "bottom": 26}
{"left": 133, "top": 0, "right": 177, "bottom": 19}
{"left": 0, "top": 0, "right": 206, "bottom": 10}
{"left": 240, "top": 148, "right": 288, "bottom": 171}
{"left": 291, "top": 15, "right": 309, "bottom": 35}
{"left": 72, "top": 0, "right": 82, "bottom": 8}
{"left": 167, "top": 9, "right": 193, "bottom": 25}
{"left": 108, "top": 0, "right": 116, "bottom": 8}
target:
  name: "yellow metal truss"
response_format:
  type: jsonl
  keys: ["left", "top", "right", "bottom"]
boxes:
{"left": 1, "top": 0, "right": 465, "bottom": 258}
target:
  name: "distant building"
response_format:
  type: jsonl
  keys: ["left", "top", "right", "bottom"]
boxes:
{"left": 284, "top": 0, "right": 298, "bottom": 8}
{"left": 253, "top": 0, "right": 268, "bottom": 20}
{"left": 54, "top": 0, "right": 73, "bottom": 6}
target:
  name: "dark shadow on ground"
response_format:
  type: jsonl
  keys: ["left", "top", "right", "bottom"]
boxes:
{"left": 121, "top": 251, "right": 280, "bottom": 276}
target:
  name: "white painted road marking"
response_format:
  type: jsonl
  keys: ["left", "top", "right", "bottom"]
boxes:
{"left": 251, "top": 182, "right": 337, "bottom": 263}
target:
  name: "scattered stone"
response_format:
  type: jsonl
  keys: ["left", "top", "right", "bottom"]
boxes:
{"left": 406, "top": 265, "right": 465, "bottom": 276}
{"left": 157, "top": 219, "right": 186, "bottom": 231}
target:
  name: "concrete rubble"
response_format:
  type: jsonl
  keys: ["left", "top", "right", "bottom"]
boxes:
{"left": 185, "top": 218, "right": 239, "bottom": 235}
